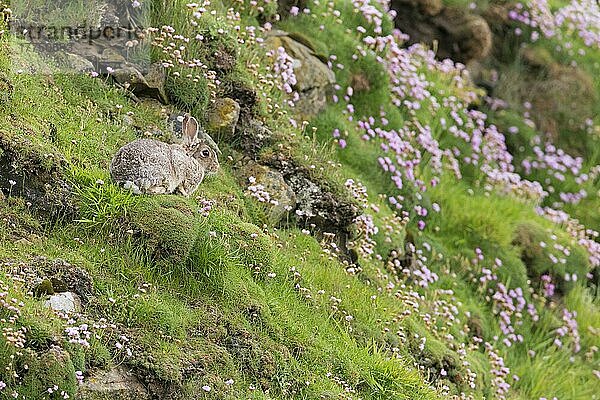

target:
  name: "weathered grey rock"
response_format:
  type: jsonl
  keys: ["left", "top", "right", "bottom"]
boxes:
{"left": 111, "top": 65, "right": 145, "bottom": 86}
{"left": 77, "top": 367, "right": 150, "bottom": 400}
{"left": 101, "top": 48, "right": 127, "bottom": 65}
{"left": 237, "top": 118, "right": 274, "bottom": 157}
{"left": 110, "top": 63, "right": 168, "bottom": 103}
{"left": 45, "top": 292, "right": 81, "bottom": 313}
{"left": 138, "top": 63, "right": 168, "bottom": 103}
{"left": 264, "top": 154, "right": 360, "bottom": 258}
{"left": 238, "top": 162, "right": 296, "bottom": 225}
{"left": 265, "top": 30, "right": 335, "bottom": 118}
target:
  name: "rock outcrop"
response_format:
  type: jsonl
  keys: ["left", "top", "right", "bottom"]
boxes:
{"left": 110, "top": 63, "right": 168, "bottom": 103}
{"left": 236, "top": 161, "right": 297, "bottom": 225}
{"left": 391, "top": 0, "right": 492, "bottom": 64}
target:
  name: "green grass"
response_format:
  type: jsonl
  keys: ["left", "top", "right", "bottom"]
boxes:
{"left": 0, "top": 0, "right": 598, "bottom": 399}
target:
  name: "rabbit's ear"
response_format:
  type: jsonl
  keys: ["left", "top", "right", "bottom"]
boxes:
{"left": 182, "top": 114, "right": 199, "bottom": 145}
{"left": 197, "top": 129, "right": 222, "bottom": 155}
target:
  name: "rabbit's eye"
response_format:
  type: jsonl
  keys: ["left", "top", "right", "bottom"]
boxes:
{"left": 201, "top": 149, "right": 211, "bottom": 157}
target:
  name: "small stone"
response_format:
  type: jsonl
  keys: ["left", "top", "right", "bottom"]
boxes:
{"left": 15, "top": 237, "right": 32, "bottom": 246}
{"left": 45, "top": 292, "right": 81, "bottom": 313}
{"left": 122, "top": 115, "right": 135, "bottom": 126}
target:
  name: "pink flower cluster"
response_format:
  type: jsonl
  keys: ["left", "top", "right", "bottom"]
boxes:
{"left": 492, "top": 284, "right": 527, "bottom": 347}
{"left": 247, "top": 176, "right": 279, "bottom": 206}
{"left": 540, "top": 274, "right": 555, "bottom": 297}
{"left": 353, "top": 0, "right": 385, "bottom": 34}
{"left": 269, "top": 46, "right": 298, "bottom": 98}
{"left": 402, "top": 242, "right": 439, "bottom": 287}
{"left": 485, "top": 342, "right": 512, "bottom": 399}
{"left": 554, "top": 308, "right": 581, "bottom": 353}
{"left": 510, "top": 0, "right": 600, "bottom": 49}
{"left": 536, "top": 206, "right": 600, "bottom": 267}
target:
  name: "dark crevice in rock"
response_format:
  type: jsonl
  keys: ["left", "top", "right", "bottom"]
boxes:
{"left": 391, "top": 0, "right": 492, "bottom": 65}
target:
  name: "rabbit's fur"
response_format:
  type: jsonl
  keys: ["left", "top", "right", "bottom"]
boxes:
{"left": 110, "top": 114, "right": 219, "bottom": 197}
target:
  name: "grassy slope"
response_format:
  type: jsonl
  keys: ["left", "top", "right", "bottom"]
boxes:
{"left": 0, "top": 0, "right": 598, "bottom": 399}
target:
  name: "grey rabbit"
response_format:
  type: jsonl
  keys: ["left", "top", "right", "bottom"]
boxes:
{"left": 110, "top": 114, "right": 219, "bottom": 197}
{"left": 167, "top": 113, "right": 220, "bottom": 151}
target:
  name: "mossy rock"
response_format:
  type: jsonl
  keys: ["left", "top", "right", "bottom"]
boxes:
{"left": 223, "top": 328, "right": 291, "bottom": 390}
{"left": 205, "top": 209, "right": 275, "bottom": 268}
{"left": 512, "top": 222, "right": 590, "bottom": 294}
{"left": 0, "top": 129, "right": 75, "bottom": 220}
{"left": 19, "top": 346, "right": 78, "bottom": 398}
{"left": 127, "top": 196, "right": 202, "bottom": 263}
{"left": 520, "top": 46, "right": 555, "bottom": 71}
{"left": 512, "top": 222, "right": 546, "bottom": 270}
{"left": 0, "top": 195, "right": 42, "bottom": 240}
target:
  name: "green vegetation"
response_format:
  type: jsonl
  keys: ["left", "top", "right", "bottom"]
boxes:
{"left": 0, "top": 0, "right": 597, "bottom": 399}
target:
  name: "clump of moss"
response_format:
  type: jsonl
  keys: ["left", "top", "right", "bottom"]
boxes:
{"left": 0, "top": 195, "right": 41, "bottom": 241}
{"left": 223, "top": 328, "right": 292, "bottom": 392}
{"left": 127, "top": 196, "right": 202, "bottom": 263}
{"left": 512, "top": 222, "right": 590, "bottom": 294}
{"left": 0, "top": 129, "right": 75, "bottom": 220}
{"left": 19, "top": 346, "right": 78, "bottom": 398}
{"left": 204, "top": 209, "right": 274, "bottom": 269}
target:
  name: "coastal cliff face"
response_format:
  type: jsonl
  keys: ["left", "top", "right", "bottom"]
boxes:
{"left": 0, "top": 0, "right": 598, "bottom": 399}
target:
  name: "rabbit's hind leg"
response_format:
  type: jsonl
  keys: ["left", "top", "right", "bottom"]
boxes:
{"left": 177, "top": 177, "right": 202, "bottom": 198}
{"left": 136, "top": 177, "right": 170, "bottom": 195}
{"left": 176, "top": 186, "right": 190, "bottom": 197}
{"left": 146, "top": 185, "right": 168, "bottom": 195}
